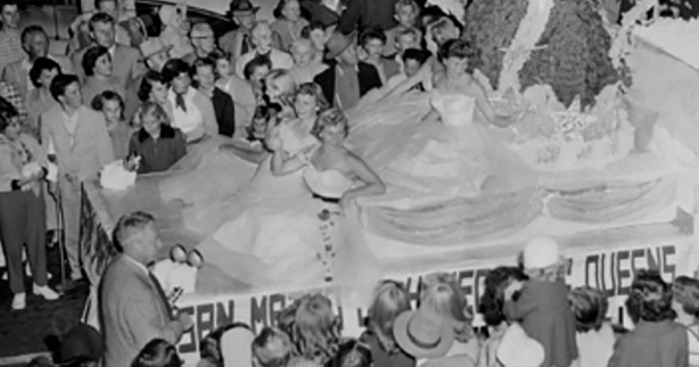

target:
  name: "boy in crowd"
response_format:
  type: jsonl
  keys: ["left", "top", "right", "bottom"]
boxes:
{"left": 384, "top": 0, "right": 422, "bottom": 57}
{"left": 360, "top": 28, "right": 401, "bottom": 85}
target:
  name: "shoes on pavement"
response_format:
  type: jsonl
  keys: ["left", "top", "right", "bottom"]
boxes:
{"left": 12, "top": 293, "right": 26, "bottom": 310}
{"left": 33, "top": 284, "right": 60, "bottom": 300}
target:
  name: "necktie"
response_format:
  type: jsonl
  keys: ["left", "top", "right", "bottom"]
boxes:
{"left": 175, "top": 93, "right": 187, "bottom": 112}
{"left": 241, "top": 33, "right": 251, "bottom": 55}
{"left": 148, "top": 271, "right": 175, "bottom": 320}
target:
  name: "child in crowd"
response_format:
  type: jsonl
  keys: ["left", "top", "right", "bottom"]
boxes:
{"left": 271, "top": 0, "right": 310, "bottom": 52}
{"left": 504, "top": 237, "right": 578, "bottom": 367}
{"left": 385, "top": 48, "right": 432, "bottom": 92}
{"left": 127, "top": 101, "right": 187, "bottom": 174}
{"left": 384, "top": 0, "right": 422, "bottom": 57}
{"left": 360, "top": 28, "right": 401, "bottom": 85}
{"left": 672, "top": 276, "right": 699, "bottom": 366}
{"left": 92, "top": 91, "right": 133, "bottom": 161}
{"left": 301, "top": 22, "right": 330, "bottom": 63}
{"left": 392, "top": 27, "right": 423, "bottom": 69}
{"left": 288, "top": 39, "right": 328, "bottom": 84}
{"left": 608, "top": 270, "right": 688, "bottom": 367}
{"left": 568, "top": 287, "right": 615, "bottom": 367}
{"left": 360, "top": 280, "right": 416, "bottom": 367}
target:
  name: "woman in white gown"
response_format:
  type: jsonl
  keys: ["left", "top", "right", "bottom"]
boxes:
{"left": 196, "top": 108, "right": 385, "bottom": 295}
{"left": 345, "top": 39, "right": 539, "bottom": 245}
{"left": 167, "top": 73, "right": 330, "bottom": 236}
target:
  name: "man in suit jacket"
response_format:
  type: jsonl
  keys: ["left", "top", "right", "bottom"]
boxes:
{"left": 40, "top": 74, "right": 114, "bottom": 289}
{"left": 3, "top": 26, "right": 74, "bottom": 99}
{"left": 219, "top": 0, "right": 283, "bottom": 64}
{"left": 338, "top": 0, "right": 399, "bottom": 35}
{"left": 100, "top": 211, "right": 193, "bottom": 367}
{"left": 314, "top": 32, "right": 382, "bottom": 110}
{"left": 193, "top": 57, "right": 236, "bottom": 137}
{"left": 71, "top": 13, "right": 145, "bottom": 91}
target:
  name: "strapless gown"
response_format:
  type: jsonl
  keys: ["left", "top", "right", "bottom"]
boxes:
{"left": 345, "top": 90, "right": 539, "bottom": 245}
{"left": 160, "top": 121, "right": 320, "bottom": 235}
{"left": 196, "top": 163, "right": 380, "bottom": 302}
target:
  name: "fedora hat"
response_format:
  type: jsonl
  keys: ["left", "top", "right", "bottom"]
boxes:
{"left": 325, "top": 31, "right": 355, "bottom": 60}
{"left": 230, "top": 0, "right": 260, "bottom": 14}
{"left": 139, "top": 38, "right": 174, "bottom": 60}
{"left": 393, "top": 308, "right": 455, "bottom": 359}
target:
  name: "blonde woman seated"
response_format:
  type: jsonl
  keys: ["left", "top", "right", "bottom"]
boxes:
{"left": 161, "top": 73, "right": 325, "bottom": 235}
{"left": 194, "top": 108, "right": 384, "bottom": 292}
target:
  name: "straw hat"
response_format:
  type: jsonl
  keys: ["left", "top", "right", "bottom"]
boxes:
{"left": 522, "top": 236, "right": 561, "bottom": 269}
{"left": 497, "top": 323, "right": 544, "bottom": 367}
{"left": 393, "top": 308, "right": 455, "bottom": 359}
{"left": 325, "top": 31, "right": 355, "bottom": 59}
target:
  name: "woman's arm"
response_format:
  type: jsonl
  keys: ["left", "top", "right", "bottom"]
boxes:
{"left": 340, "top": 152, "right": 386, "bottom": 207}
{"left": 469, "top": 79, "right": 516, "bottom": 128}
{"left": 271, "top": 144, "right": 313, "bottom": 176}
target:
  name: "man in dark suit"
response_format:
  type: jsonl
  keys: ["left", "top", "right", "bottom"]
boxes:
{"left": 192, "top": 57, "right": 236, "bottom": 137}
{"left": 313, "top": 32, "right": 382, "bottom": 110}
{"left": 100, "top": 212, "right": 193, "bottom": 367}
{"left": 338, "top": 0, "right": 399, "bottom": 35}
{"left": 71, "top": 13, "right": 145, "bottom": 91}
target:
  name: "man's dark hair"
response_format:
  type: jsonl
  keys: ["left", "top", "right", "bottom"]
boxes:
{"left": 402, "top": 48, "right": 430, "bottom": 66}
{"left": 191, "top": 57, "right": 216, "bottom": 75}
{"left": 29, "top": 57, "right": 61, "bottom": 88}
{"left": 50, "top": 74, "right": 80, "bottom": 101}
{"left": 21, "top": 25, "right": 46, "bottom": 45}
{"left": 88, "top": 12, "right": 115, "bottom": 33}
{"left": 82, "top": 46, "right": 110, "bottom": 77}
{"left": 252, "top": 327, "right": 291, "bottom": 367}
{"left": 138, "top": 70, "right": 166, "bottom": 102}
{"left": 359, "top": 27, "right": 387, "bottom": 48}
{"left": 161, "top": 58, "right": 190, "bottom": 84}
{"left": 243, "top": 55, "right": 272, "bottom": 81}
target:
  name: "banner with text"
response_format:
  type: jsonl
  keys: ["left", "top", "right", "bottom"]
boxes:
{"left": 176, "top": 237, "right": 698, "bottom": 362}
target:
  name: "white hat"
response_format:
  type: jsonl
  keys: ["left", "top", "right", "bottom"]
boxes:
{"left": 522, "top": 236, "right": 560, "bottom": 269}
{"left": 221, "top": 327, "right": 255, "bottom": 367}
{"left": 497, "top": 323, "right": 544, "bottom": 367}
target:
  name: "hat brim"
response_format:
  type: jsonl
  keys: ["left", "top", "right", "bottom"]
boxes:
{"left": 326, "top": 31, "right": 356, "bottom": 60}
{"left": 393, "top": 311, "right": 454, "bottom": 359}
{"left": 143, "top": 44, "right": 174, "bottom": 60}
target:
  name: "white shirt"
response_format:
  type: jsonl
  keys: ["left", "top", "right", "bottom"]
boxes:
{"left": 235, "top": 48, "right": 294, "bottom": 79}
{"left": 167, "top": 87, "right": 203, "bottom": 139}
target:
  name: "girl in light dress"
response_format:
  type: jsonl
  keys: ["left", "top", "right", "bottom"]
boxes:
{"left": 672, "top": 276, "right": 699, "bottom": 367}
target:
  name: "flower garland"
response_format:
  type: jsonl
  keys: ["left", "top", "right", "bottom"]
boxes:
{"left": 462, "top": 0, "right": 529, "bottom": 91}
{"left": 518, "top": 0, "right": 621, "bottom": 109}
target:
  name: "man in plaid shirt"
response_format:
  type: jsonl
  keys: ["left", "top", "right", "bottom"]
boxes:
{"left": 0, "top": 0, "right": 25, "bottom": 74}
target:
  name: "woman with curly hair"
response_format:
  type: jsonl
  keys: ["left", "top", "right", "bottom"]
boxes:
{"left": 476, "top": 266, "right": 527, "bottom": 367}
{"left": 568, "top": 286, "right": 614, "bottom": 367}
{"left": 360, "top": 280, "right": 415, "bottom": 367}
{"left": 278, "top": 294, "right": 342, "bottom": 365}
{"left": 672, "top": 276, "right": 699, "bottom": 366}
{"left": 608, "top": 269, "right": 688, "bottom": 367}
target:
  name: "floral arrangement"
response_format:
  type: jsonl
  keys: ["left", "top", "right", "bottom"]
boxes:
{"left": 462, "top": 0, "right": 529, "bottom": 91}
{"left": 518, "top": 0, "right": 621, "bottom": 109}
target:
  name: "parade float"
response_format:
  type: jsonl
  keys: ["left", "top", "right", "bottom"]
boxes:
{"left": 80, "top": 0, "right": 699, "bottom": 362}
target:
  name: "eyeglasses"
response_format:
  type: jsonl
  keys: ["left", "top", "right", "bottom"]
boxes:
{"left": 191, "top": 35, "right": 214, "bottom": 40}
